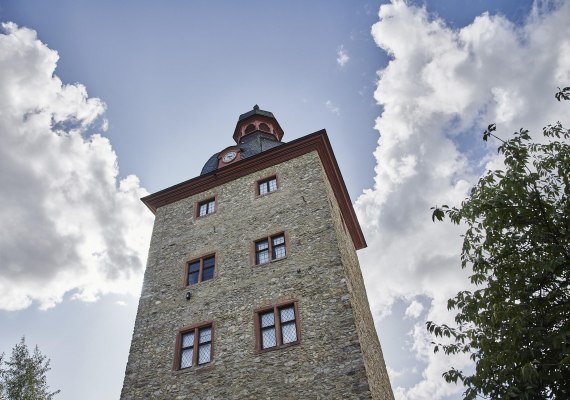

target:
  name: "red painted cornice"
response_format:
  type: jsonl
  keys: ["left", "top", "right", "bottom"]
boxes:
{"left": 142, "top": 130, "right": 367, "bottom": 250}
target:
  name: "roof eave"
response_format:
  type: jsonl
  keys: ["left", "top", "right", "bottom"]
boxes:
{"left": 141, "top": 130, "right": 367, "bottom": 250}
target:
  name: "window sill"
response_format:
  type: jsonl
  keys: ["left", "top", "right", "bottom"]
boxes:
{"left": 172, "top": 363, "right": 214, "bottom": 375}
{"left": 256, "top": 340, "right": 300, "bottom": 354}
{"left": 182, "top": 277, "right": 216, "bottom": 290}
{"left": 255, "top": 189, "right": 280, "bottom": 199}
{"left": 195, "top": 211, "right": 217, "bottom": 220}
{"left": 254, "top": 256, "right": 287, "bottom": 267}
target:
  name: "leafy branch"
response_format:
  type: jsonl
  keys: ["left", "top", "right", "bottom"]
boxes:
{"left": 427, "top": 88, "right": 570, "bottom": 399}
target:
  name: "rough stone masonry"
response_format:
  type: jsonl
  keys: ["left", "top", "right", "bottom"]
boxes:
{"left": 121, "top": 135, "right": 394, "bottom": 399}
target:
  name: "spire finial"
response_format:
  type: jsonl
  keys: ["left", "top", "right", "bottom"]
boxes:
{"left": 253, "top": 104, "right": 259, "bottom": 110}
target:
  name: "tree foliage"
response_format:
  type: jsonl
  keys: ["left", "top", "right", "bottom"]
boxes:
{"left": 428, "top": 90, "right": 570, "bottom": 399}
{"left": 0, "top": 337, "right": 60, "bottom": 400}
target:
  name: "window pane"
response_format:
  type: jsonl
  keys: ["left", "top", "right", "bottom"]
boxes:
{"left": 189, "top": 261, "right": 201, "bottom": 273}
{"left": 182, "top": 331, "right": 195, "bottom": 348}
{"left": 259, "top": 182, "right": 268, "bottom": 195}
{"left": 281, "top": 321, "right": 297, "bottom": 344}
{"left": 261, "top": 327, "right": 276, "bottom": 349}
{"left": 272, "top": 235, "right": 285, "bottom": 246}
{"left": 180, "top": 348, "right": 193, "bottom": 369}
{"left": 202, "top": 266, "right": 214, "bottom": 281}
{"left": 187, "top": 271, "right": 199, "bottom": 285}
{"left": 202, "top": 256, "right": 215, "bottom": 281}
{"left": 199, "top": 327, "right": 212, "bottom": 344}
{"left": 260, "top": 311, "right": 275, "bottom": 328}
{"left": 273, "top": 245, "right": 285, "bottom": 259}
{"left": 198, "top": 343, "right": 211, "bottom": 364}
{"left": 202, "top": 256, "right": 215, "bottom": 269}
{"left": 268, "top": 178, "right": 277, "bottom": 192}
{"left": 199, "top": 203, "right": 207, "bottom": 216}
{"left": 280, "top": 306, "right": 295, "bottom": 323}
{"left": 207, "top": 201, "right": 215, "bottom": 213}
{"left": 256, "top": 250, "right": 269, "bottom": 264}
{"left": 255, "top": 240, "right": 268, "bottom": 251}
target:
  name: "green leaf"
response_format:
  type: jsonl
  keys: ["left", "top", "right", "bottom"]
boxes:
{"left": 432, "top": 208, "right": 445, "bottom": 222}
{"left": 428, "top": 87, "right": 570, "bottom": 399}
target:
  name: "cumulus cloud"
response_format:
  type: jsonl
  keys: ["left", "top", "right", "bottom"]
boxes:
{"left": 0, "top": 23, "right": 153, "bottom": 311}
{"left": 337, "top": 44, "right": 350, "bottom": 67}
{"left": 357, "top": 1, "right": 570, "bottom": 398}
{"left": 404, "top": 300, "right": 423, "bottom": 319}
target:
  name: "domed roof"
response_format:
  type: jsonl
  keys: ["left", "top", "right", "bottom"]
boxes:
{"left": 200, "top": 106, "right": 286, "bottom": 175}
{"left": 200, "top": 132, "right": 284, "bottom": 175}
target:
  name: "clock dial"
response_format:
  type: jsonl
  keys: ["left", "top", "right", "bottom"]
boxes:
{"left": 222, "top": 151, "right": 237, "bottom": 163}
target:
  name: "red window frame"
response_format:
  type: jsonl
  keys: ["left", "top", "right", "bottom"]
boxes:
{"left": 254, "top": 301, "right": 300, "bottom": 353}
{"left": 185, "top": 254, "right": 216, "bottom": 286}
{"left": 196, "top": 197, "right": 216, "bottom": 218}
{"left": 253, "top": 232, "right": 287, "bottom": 265}
{"left": 174, "top": 322, "right": 214, "bottom": 370}
{"left": 256, "top": 175, "right": 278, "bottom": 196}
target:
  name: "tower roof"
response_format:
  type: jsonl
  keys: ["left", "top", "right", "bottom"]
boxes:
{"left": 142, "top": 130, "right": 367, "bottom": 250}
{"left": 237, "top": 104, "right": 275, "bottom": 121}
{"left": 200, "top": 105, "right": 286, "bottom": 175}
{"left": 233, "top": 105, "right": 284, "bottom": 144}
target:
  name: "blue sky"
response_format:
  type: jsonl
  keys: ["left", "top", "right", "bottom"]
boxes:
{"left": 1, "top": 1, "right": 568, "bottom": 399}
{"left": 2, "top": 0, "right": 387, "bottom": 198}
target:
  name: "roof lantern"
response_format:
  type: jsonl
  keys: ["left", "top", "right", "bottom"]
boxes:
{"left": 232, "top": 105, "right": 284, "bottom": 144}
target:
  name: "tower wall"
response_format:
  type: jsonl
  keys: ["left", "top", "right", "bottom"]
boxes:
{"left": 320, "top": 164, "right": 394, "bottom": 399}
{"left": 121, "top": 150, "right": 393, "bottom": 399}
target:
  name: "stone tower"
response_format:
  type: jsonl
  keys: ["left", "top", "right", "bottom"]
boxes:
{"left": 121, "top": 106, "right": 394, "bottom": 399}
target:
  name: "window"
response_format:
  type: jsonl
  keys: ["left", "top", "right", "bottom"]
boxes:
{"left": 255, "top": 233, "right": 286, "bottom": 265}
{"left": 257, "top": 176, "right": 277, "bottom": 195}
{"left": 245, "top": 123, "right": 256, "bottom": 134}
{"left": 259, "top": 122, "right": 270, "bottom": 132}
{"left": 197, "top": 198, "right": 216, "bottom": 217}
{"left": 176, "top": 324, "right": 213, "bottom": 370}
{"left": 187, "top": 255, "right": 215, "bottom": 285}
{"left": 256, "top": 302, "right": 300, "bottom": 351}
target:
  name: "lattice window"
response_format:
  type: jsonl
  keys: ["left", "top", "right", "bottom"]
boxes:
{"left": 254, "top": 233, "right": 286, "bottom": 265}
{"left": 177, "top": 324, "right": 213, "bottom": 369}
{"left": 258, "top": 176, "right": 278, "bottom": 195}
{"left": 256, "top": 302, "right": 299, "bottom": 351}
{"left": 197, "top": 198, "right": 216, "bottom": 217}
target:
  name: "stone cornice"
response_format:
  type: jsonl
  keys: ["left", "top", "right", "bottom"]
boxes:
{"left": 142, "top": 130, "right": 367, "bottom": 250}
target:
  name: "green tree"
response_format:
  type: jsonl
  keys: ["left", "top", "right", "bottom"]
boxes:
{"left": 0, "top": 337, "right": 60, "bottom": 400}
{"left": 427, "top": 88, "right": 570, "bottom": 399}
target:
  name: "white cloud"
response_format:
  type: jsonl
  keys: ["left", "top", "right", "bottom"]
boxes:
{"left": 0, "top": 23, "right": 153, "bottom": 311}
{"left": 404, "top": 300, "right": 423, "bottom": 319}
{"left": 337, "top": 44, "right": 350, "bottom": 67}
{"left": 325, "top": 100, "right": 340, "bottom": 115}
{"left": 359, "top": 1, "right": 570, "bottom": 398}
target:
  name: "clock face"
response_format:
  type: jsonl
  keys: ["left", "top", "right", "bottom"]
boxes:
{"left": 222, "top": 151, "right": 237, "bottom": 163}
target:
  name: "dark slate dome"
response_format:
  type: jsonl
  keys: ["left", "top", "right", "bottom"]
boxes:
{"left": 200, "top": 152, "right": 221, "bottom": 175}
{"left": 200, "top": 132, "right": 284, "bottom": 175}
{"left": 200, "top": 106, "right": 285, "bottom": 175}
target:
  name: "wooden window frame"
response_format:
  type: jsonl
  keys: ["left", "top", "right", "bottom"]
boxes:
{"left": 173, "top": 321, "right": 215, "bottom": 371}
{"left": 254, "top": 301, "right": 300, "bottom": 353}
{"left": 184, "top": 253, "right": 216, "bottom": 286}
{"left": 252, "top": 232, "right": 288, "bottom": 265}
{"left": 256, "top": 175, "right": 279, "bottom": 197}
{"left": 195, "top": 196, "right": 217, "bottom": 218}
